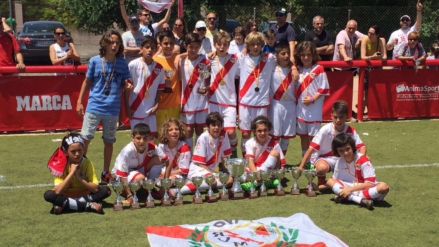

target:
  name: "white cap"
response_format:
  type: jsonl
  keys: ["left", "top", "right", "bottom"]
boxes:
{"left": 195, "top": 21, "right": 207, "bottom": 29}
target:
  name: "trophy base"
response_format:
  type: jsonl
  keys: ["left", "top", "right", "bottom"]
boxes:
{"left": 193, "top": 195, "right": 204, "bottom": 204}
{"left": 205, "top": 195, "right": 218, "bottom": 203}
{"left": 290, "top": 188, "right": 301, "bottom": 195}
{"left": 305, "top": 190, "right": 317, "bottom": 197}
{"left": 259, "top": 191, "right": 268, "bottom": 197}
{"left": 173, "top": 198, "right": 184, "bottom": 206}
{"left": 163, "top": 87, "right": 173, "bottom": 93}
{"left": 248, "top": 191, "right": 259, "bottom": 199}
{"left": 274, "top": 188, "right": 285, "bottom": 196}
{"left": 219, "top": 193, "right": 229, "bottom": 201}
{"left": 145, "top": 201, "right": 156, "bottom": 208}
{"left": 113, "top": 203, "right": 123, "bottom": 211}
{"left": 161, "top": 199, "right": 173, "bottom": 206}
{"left": 229, "top": 190, "right": 245, "bottom": 200}
{"left": 130, "top": 202, "right": 141, "bottom": 210}
{"left": 197, "top": 89, "right": 207, "bottom": 94}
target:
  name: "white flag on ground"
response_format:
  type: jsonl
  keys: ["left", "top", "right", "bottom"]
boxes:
{"left": 137, "top": 0, "right": 172, "bottom": 13}
{"left": 146, "top": 213, "right": 349, "bottom": 247}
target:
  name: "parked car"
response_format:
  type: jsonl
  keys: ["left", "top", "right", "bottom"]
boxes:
{"left": 216, "top": 19, "right": 241, "bottom": 36}
{"left": 16, "top": 21, "right": 72, "bottom": 64}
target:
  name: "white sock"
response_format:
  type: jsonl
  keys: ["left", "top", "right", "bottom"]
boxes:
{"left": 348, "top": 194, "right": 362, "bottom": 204}
{"left": 280, "top": 139, "right": 289, "bottom": 153}
{"left": 185, "top": 137, "right": 193, "bottom": 151}
{"left": 332, "top": 183, "right": 343, "bottom": 194}
{"left": 365, "top": 187, "right": 380, "bottom": 199}
{"left": 263, "top": 155, "right": 278, "bottom": 169}
{"left": 68, "top": 198, "right": 78, "bottom": 210}
{"left": 241, "top": 137, "right": 250, "bottom": 153}
{"left": 230, "top": 136, "right": 238, "bottom": 151}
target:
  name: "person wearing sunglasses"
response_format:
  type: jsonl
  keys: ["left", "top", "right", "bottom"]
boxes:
{"left": 121, "top": 16, "right": 144, "bottom": 65}
{"left": 119, "top": 0, "right": 172, "bottom": 37}
{"left": 49, "top": 26, "right": 80, "bottom": 76}
{"left": 387, "top": 0, "right": 423, "bottom": 60}
{"left": 396, "top": 31, "right": 426, "bottom": 64}
{"left": 270, "top": 7, "right": 296, "bottom": 63}
{"left": 205, "top": 12, "right": 220, "bottom": 49}
{"left": 173, "top": 17, "right": 187, "bottom": 53}
{"left": 194, "top": 21, "right": 212, "bottom": 55}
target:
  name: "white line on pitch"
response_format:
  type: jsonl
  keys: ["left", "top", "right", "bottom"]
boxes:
{"left": 1, "top": 163, "right": 438, "bottom": 190}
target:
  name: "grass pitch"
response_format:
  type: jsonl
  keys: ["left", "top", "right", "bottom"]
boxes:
{"left": 0, "top": 120, "right": 438, "bottom": 247}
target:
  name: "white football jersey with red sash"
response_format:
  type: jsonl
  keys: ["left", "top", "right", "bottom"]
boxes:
{"left": 112, "top": 142, "right": 169, "bottom": 177}
{"left": 191, "top": 129, "right": 231, "bottom": 170}
{"left": 296, "top": 64, "right": 329, "bottom": 122}
{"left": 128, "top": 58, "right": 165, "bottom": 118}
{"left": 244, "top": 137, "right": 286, "bottom": 170}
{"left": 179, "top": 55, "right": 210, "bottom": 113}
{"left": 270, "top": 66, "right": 296, "bottom": 102}
{"left": 310, "top": 123, "right": 366, "bottom": 158}
{"left": 208, "top": 53, "right": 239, "bottom": 107}
{"left": 238, "top": 52, "right": 277, "bottom": 107}
{"left": 157, "top": 141, "right": 191, "bottom": 175}
{"left": 332, "top": 153, "right": 376, "bottom": 184}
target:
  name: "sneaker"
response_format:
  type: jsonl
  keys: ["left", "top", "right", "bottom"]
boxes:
{"left": 333, "top": 194, "right": 344, "bottom": 203}
{"left": 86, "top": 202, "right": 103, "bottom": 214}
{"left": 264, "top": 179, "right": 279, "bottom": 189}
{"left": 360, "top": 198, "right": 373, "bottom": 210}
{"left": 99, "top": 172, "right": 113, "bottom": 185}
{"left": 231, "top": 149, "right": 238, "bottom": 159}
{"left": 51, "top": 205, "right": 64, "bottom": 215}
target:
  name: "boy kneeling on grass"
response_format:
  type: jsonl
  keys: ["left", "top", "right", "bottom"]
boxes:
{"left": 44, "top": 132, "right": 111, "bottom": 214}
{"left": 327, "top": 133, "right": 389, "bottom": 210}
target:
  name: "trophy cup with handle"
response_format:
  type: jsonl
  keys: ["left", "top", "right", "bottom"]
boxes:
{"left": 128, "top": 181, "right": 141, "bottom": 209}
{"left": 218, "top": 173, "right": 230, "bottom": 201}
{"left": 274, "top": 169, "right": 285, "bottom": 196}
{"left": 192, "top": 176, "right": 204, "bottom": 204}
{"left": 110, "top": 179, "right": 124, "bottom": 211}
{"left": 259, "top": 171, "right": 270, "bottom": 197}
{"left": 197, "top": 69, "right": 210, "bottom": 94}
{"left": 161, "top": 178, "right": 172, "bottom": 206}
{"left": 143, "top": 179, "right": 156, "bottom": 208}
{"left": 204, "top": 174, "right": 218, "bottom": 203}
{"left": 227, "top": 158, "right": 246, "bottom": 200}
{"left": 290, "top": 168, "right": 302, "bottom": 195}
{"left": 163, "top": 69, "right": 175, "bottom": 93}
{"left": 174, "top": 177, "right": 186, "bottom": 206}
{"left": 304, "top": 170, "right": 317, "bottom": 197}
{"left": 247, "top": 172, "right": 259, "bottom": 199}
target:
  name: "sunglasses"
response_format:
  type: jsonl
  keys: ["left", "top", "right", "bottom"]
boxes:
{"left": 207, "top": 17, "right": 216, "bottom": 21}
{"left": 401, "top": 18, "right": 410, "bottom": 22}
{"left": 163, "top": 27, "right": 170, "bottom": 31}
{"left": 368, "top": 32, "right": 376, "bottom": 35}
{"left": 130, "top": 21, "right": 139, "bottom": 25}
{"left": 142, "top": 14, "right": 150, "bottom": 17}
{"left": 408, "top": 38, "right": 418, "bottom": 41}
{"left": 197, "top": 28, "right": 206, "bottom": 31}
{"left": 276, "top": 14, "right": 285, "bottom": 17}
{"left": 174, "top": 24, "right": 183, "bottom": 27}
{"left": 55, "top": 32, "right": 65, "bottom": 35}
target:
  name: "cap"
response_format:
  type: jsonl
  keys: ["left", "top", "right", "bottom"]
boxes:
{"left": 195, "top": 21, "right": 207, "bottom": 29}
{"left": 130, "top": 16, "right": 139, "bottom": 22}
{"left": 275, "top": 8, "right": 287, "bottom": 15}
{"left": 400, "top": 15, "right": 411, "bottom": 21}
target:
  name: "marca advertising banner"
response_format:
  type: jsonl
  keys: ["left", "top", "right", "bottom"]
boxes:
{"left": 322, "top": 71, "right": 353, "bottom": 120}
{"left": 368, "top": 69, "right": 439, "bottom": 119}
{"left": 0, "top": 76, "right": 87, "bottom": 131}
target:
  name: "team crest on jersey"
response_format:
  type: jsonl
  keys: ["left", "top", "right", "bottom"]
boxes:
{"left": 154, "top": 68, "right": 160, "bottom": 74}
{"left": 266, "top": 146, "right": 273, "bottom": 152}
{"left": 198, "top": 63, "right": 207, "bottom": 70}
{"left": 310, "top": 72, "right": 317, "bottom": 79}
{"left": 230, "top": 57, "right": 236, "bottom": 63}
{"left": 147, "top": 150, "right": 155, "bottom": 157}
{"left": 261, "top": 56, "right": 267, "bottom": 62}
{"left": 219, "top": 136, "right": 224, "bottom": 142}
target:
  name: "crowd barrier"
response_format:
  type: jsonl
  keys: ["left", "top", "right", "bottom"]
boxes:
{"left": 1, "top": 60, "right": 439, "bottom": 132}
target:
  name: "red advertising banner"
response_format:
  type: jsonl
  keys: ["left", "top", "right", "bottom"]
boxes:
{"left": 322, "top": 71, "right": 354, "bottom": 120}
{"left": 368, "top": 69, "right": 439, "bottom": 119}
{"left": 0, "top": 75, "right": 88, "bottom": 131}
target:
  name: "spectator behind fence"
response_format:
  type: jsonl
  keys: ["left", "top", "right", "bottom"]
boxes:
{"left": 270, "top": 7, "right": 295, "bottom": 62}
{"left": 121, "top": 16, "right": 143, "bottom": 64}
{"left": 173, "top": 17, "right": 187, "bottom": 53}
{"left": 262, "top": 29, "right": 276, "bottom": 54}
{"left": 245, "top": 19, "right": 258, "bottom": 35}
{"left": 205, "top": 12, "right": 220, "bottom": 49}
{"left": 49, "top": 26, "right": 80, "bottom": 76}
{"left": 426, "top": 42, "right": 439, "bottom": 69}
{"left": 304, "top": 15, "right": 334, "bottom": 62}
{"left": 396, "top": 31, "right": 426, "bottom": 63}
{"left": 333, "top": 20, "right": 365, "bottom": 71}
{"left": 195, "top": 21, "right": 213, "bottom": 55}
{"left": 387, "top": 1, "right": 423, "bottom": 60}
{"left": 119, "top": 0, "right": 172, "bottom": 37}
{"left": 0, "top": 16, "right": 25, "bottom": 73}
{"left": 360, "top": 25, "right": 387, "bottom": 116}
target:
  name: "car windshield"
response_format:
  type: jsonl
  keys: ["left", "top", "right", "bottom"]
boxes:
{"left": 23, "top": 23, "right": 62, "bottom": 34}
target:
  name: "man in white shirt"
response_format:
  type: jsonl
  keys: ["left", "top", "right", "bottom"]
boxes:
{"left": 122, "top": 16, "right": 144, "bottom": 64}
{"left": 386, "top": 1, "right": 423, "bottom": 60}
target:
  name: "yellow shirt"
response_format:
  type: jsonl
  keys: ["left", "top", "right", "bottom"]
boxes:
{"left": 53, "top": 158, "right": 98, "bottom": 192}
{"left": 365, "top": 36, "right": 380, "bottom": 56}
{"left": 153, "top": 54, "right": 181, "bottom": 110}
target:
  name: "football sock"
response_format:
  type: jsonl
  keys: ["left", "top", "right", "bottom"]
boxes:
{"left": 280, "top": 139, "right": 289, "bottom": 153}
{"left": 348, "top": 194, "right": 362, "bottom": 204}
{"left": 332, "top": 183, "right": 342, "bottom": 194}
{"left": 185, "top": 137, "right": 193, "bottom": 151}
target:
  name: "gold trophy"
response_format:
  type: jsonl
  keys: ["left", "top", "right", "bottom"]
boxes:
{"left": 274, "top": 169, "right": 285, "bottom": 196}
{"left": 197, "top": 69, "right": 210, "bottom": 94}
{"left": 204, "top": 174, "right": 218, "bottom": 203}
{"left": 143, "top": 179, "right": 156, "bottom": 208}
{"left": 163, "top": 69, "right": 175, "bottom": 93}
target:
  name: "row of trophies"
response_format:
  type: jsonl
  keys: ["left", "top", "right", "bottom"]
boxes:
{"left": 162, "top": 69, "right": 211, "bottom": 94}
{"left": 109, "top": 159, "right": 317, "bottom": 210}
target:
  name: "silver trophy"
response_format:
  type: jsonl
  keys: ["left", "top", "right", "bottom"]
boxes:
{"left": 197, "top": 70, "right": 210, "bottom": 94}
{"left": 143, "top": 179, "right": 156, "bottom": 208}
{"left": 304, "top": 170, "right": 317, "bottom": 197}
{"left": 128, "top": 181, "right": 141, "bottom": 209}
{"left": 227, "top": 158, "right": 246, "bottom": 200}
{"left": 110, "top": 179, "right": 124, "bottom": 211}
{"left": 219, "top": 173, "right": 230, "bottom": 201}
{"left": 204, "top": 174, "right": 218, "bottom": 203}
{"left": 290, "top": 169, "right": 302, "bottom": 195}
{"left": 259, "top": 171, "right": 270, "bottom": 197}
{"left": 163, "top": 69, "right": 175, "bottom": 93}
{"left": 192, "top": 176, "right": 204, "bottom": 204}
{"left": 174, "top": 177, "right": 186, "bottom": 206}
{"left": 247, "top": 172, "right": 259, "bottom": 199}
{"left": 274, "top": 169, "right": 285, "bottom": 196}
{"left": 161, "top": 178, "right": 172, "bottom": 206}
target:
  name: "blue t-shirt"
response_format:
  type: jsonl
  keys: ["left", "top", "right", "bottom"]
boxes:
{"left": 262, "top": 44, "right": 275, "bottom": 54}
{"left": 85, "top": 55, "right": 130, "bottom": 116}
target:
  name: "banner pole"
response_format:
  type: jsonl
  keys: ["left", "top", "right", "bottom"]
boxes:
{"left": 357, "top": 67, "right": 365, "bottom": 122}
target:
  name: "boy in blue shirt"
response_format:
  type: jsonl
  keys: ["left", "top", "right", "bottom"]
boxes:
{"left": 262, "top": 29, "right": 276, "bottom": 54}
{"left": 76, "top": 29, "right": 132, "bottom": 184}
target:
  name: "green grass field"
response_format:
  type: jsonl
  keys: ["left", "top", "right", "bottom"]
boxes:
{"left": 0, "top": 120, "right": 438, "bottom": 247}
